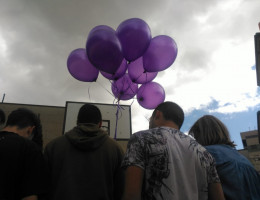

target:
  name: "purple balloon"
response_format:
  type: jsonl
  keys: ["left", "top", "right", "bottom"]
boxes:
{"left": 67, "top": 48, "right": 99, "bottom": 82}
{"left": 111, "top": 74, "right": 138, "bottom": 100}
{"left": 143, "top": 35, "right": 178, "bottom": 72}
{"left": 128, "top": 57, "right": 157, "bottom": 84}
{"left": 86, "top": 25, "right": 123, "bottom": 74}
{"left": 101, "top": 59, "right": 127, "bottom": 80}
{"left": 137, "top": 82, "right": 165, "bottom": 109}
{"left": 88, "top": 25, "right": 115, "bottom": 36}
{"left": 116, "top": 18, "right": 151, "bottom": 61}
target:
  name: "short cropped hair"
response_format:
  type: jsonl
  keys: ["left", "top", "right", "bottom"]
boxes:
{"left": 31, "top": 115, "right": 43, "bottom": 150}
{"left": 0, "top": 109, "right": 5, "bottom": 125}
{"left": 154, "top": 101, "right": 184, "bottom": 129}
{"left": 188, "top": 115, "right": 236, "bottom": 147}
{"left": 6, "top": 108, "right": 38, "bottom": 129}
{"left": 77, "top": 104, "right": 102, "bottom": 125}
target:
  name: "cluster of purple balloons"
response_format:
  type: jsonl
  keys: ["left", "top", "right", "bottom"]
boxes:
{"left": 67, "top": 18, "right": 178, "bottom": 109}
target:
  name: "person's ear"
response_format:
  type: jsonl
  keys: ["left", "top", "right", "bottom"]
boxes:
{"left": 98, "top": 121, "right": 102, "bottom": 128}
{"left": 29, "top": 126, "right": 35, "bottom": 134}
{"left": 27, "top": 126, "right": 35, "bottom": 139}
{"left": 154, "top": 110, "right": 162, "bottom": 120}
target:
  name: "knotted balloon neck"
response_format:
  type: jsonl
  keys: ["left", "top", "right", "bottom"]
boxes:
{"left": 139, "top": 97, "right": 144, "bottom": 101}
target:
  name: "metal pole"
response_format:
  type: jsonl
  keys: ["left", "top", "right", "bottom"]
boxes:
{"left": 257, "top": 110, "right": 260, "bottom": 144}
{"left": 1, "top": 93, "right": 5, "bottom": 103}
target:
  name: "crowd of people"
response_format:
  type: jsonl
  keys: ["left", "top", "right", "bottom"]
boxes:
{"left": 0, "top": 101, "right": 260, "bottom": 200}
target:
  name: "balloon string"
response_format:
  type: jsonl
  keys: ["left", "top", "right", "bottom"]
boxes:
{"left": 135, "top": 73, "right": 143, "bottom": 83}
{"left": 114, "top": 100, "right": 120, "bottom": 140}
{"left": 114, "top": 78, "right": 130, "bottom": 101}
{"left": 135, "top": 69, "right": 149, "bottom": 83}
{"left": 123, "top": 77, "right": 138, "bottom": 96}
{"left": 113, "top": 98, "right": 126, "bottom": 140}
{"left": 87, "top": 85, "right": 91, "bottom": 101}
{"left": 96, "top": 79, "right": 114, "bottom": 98}
{"left": 139, "top": 81, "right": 147, "bottom": 97}
{"left": 130, "top": 98, "right": 135, "bottom": 106}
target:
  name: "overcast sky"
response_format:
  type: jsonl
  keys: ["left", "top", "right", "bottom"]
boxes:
{"left": 0, "top": 0, "right": 260, "bottom": 149}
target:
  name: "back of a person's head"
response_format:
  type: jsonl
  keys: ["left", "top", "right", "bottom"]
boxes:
{"left": 0, "top": 109, "right": 5, "bottom": 125}
{"left": 6, "top": 108, "right": 38, "bottom": 129}
{"left": 77, "top": 104, "right": 102, "bottom": 125}
{"left": 154, "top": 101, "right": 184, "bottom": 129}
{"left": 31, "top": 116, "right": 43, "bottom": 150}
{"left": 189, "top": 115, "right": 236, "bottom": 147}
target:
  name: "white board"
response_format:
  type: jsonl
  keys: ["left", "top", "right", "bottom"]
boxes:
{"left": 63, "top": 101, "right": 132, "bottom": 140}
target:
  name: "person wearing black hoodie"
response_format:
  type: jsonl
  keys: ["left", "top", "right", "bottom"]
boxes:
{"left": 0, "top": 108, "right": 48, "bottom": 200}
{"left": 44, "top": 104, "right": 125, "bottom": 200}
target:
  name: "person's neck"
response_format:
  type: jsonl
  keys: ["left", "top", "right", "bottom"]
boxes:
{"left": 2, "top": 126, "right": 19, "bottom": 135}
{"left": 159, "top": 121, "right": 179, "bottom": 130}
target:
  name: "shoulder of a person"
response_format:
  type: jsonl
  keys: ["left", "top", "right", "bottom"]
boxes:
{"left": 205, "top": 144, "right": 232, "bottom": 152}
{"left": 6, "top": 132, "right": 38, "bottom": 149}
{"left": 0, "top": 131, "right": 22, "bottom": 140}
{"left": 127, "top": 129, "right": 159, "bottom": 143}
{"left": 105, "top": 136, "right": 122, "bottom": 147}
{"left": 101, "top": 137, "right": 124, "bottom": 155}
{"left": 45, "top": 135, "right": 67, "bottom": 150}
{"left": 133, "top": 129, "right": 153, "bottom": 136}
{"left": 20, "top": 138, "right": 44, "bottom": 158}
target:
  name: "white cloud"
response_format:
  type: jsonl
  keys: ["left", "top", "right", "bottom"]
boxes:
{"left": 0, "top": 0, "right": 260, "bottom": 135}
{"left": 0, "top": 34, "right": 7, "bottom": 57}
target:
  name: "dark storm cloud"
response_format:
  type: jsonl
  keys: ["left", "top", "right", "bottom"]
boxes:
{"left": 0, "top": 0, "right": 259, "bottom": 112}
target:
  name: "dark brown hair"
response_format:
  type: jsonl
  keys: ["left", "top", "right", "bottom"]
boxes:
{"left": 154, "top": 101, "right": 184, "bottom": 129}
{"left": 188, "top": 115, "right": 236, "bottom": 147}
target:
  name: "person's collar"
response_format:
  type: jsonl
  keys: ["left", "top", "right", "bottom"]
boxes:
{"left": 77, "top": 123, "right": 100, "bottom": 132}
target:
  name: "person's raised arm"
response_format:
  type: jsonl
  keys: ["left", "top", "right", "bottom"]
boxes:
{"left": 122, "top": 166, "right": 144, "bottom": 200}
{"left": 208, "top": 183, "right": 225, "bottom": 200}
